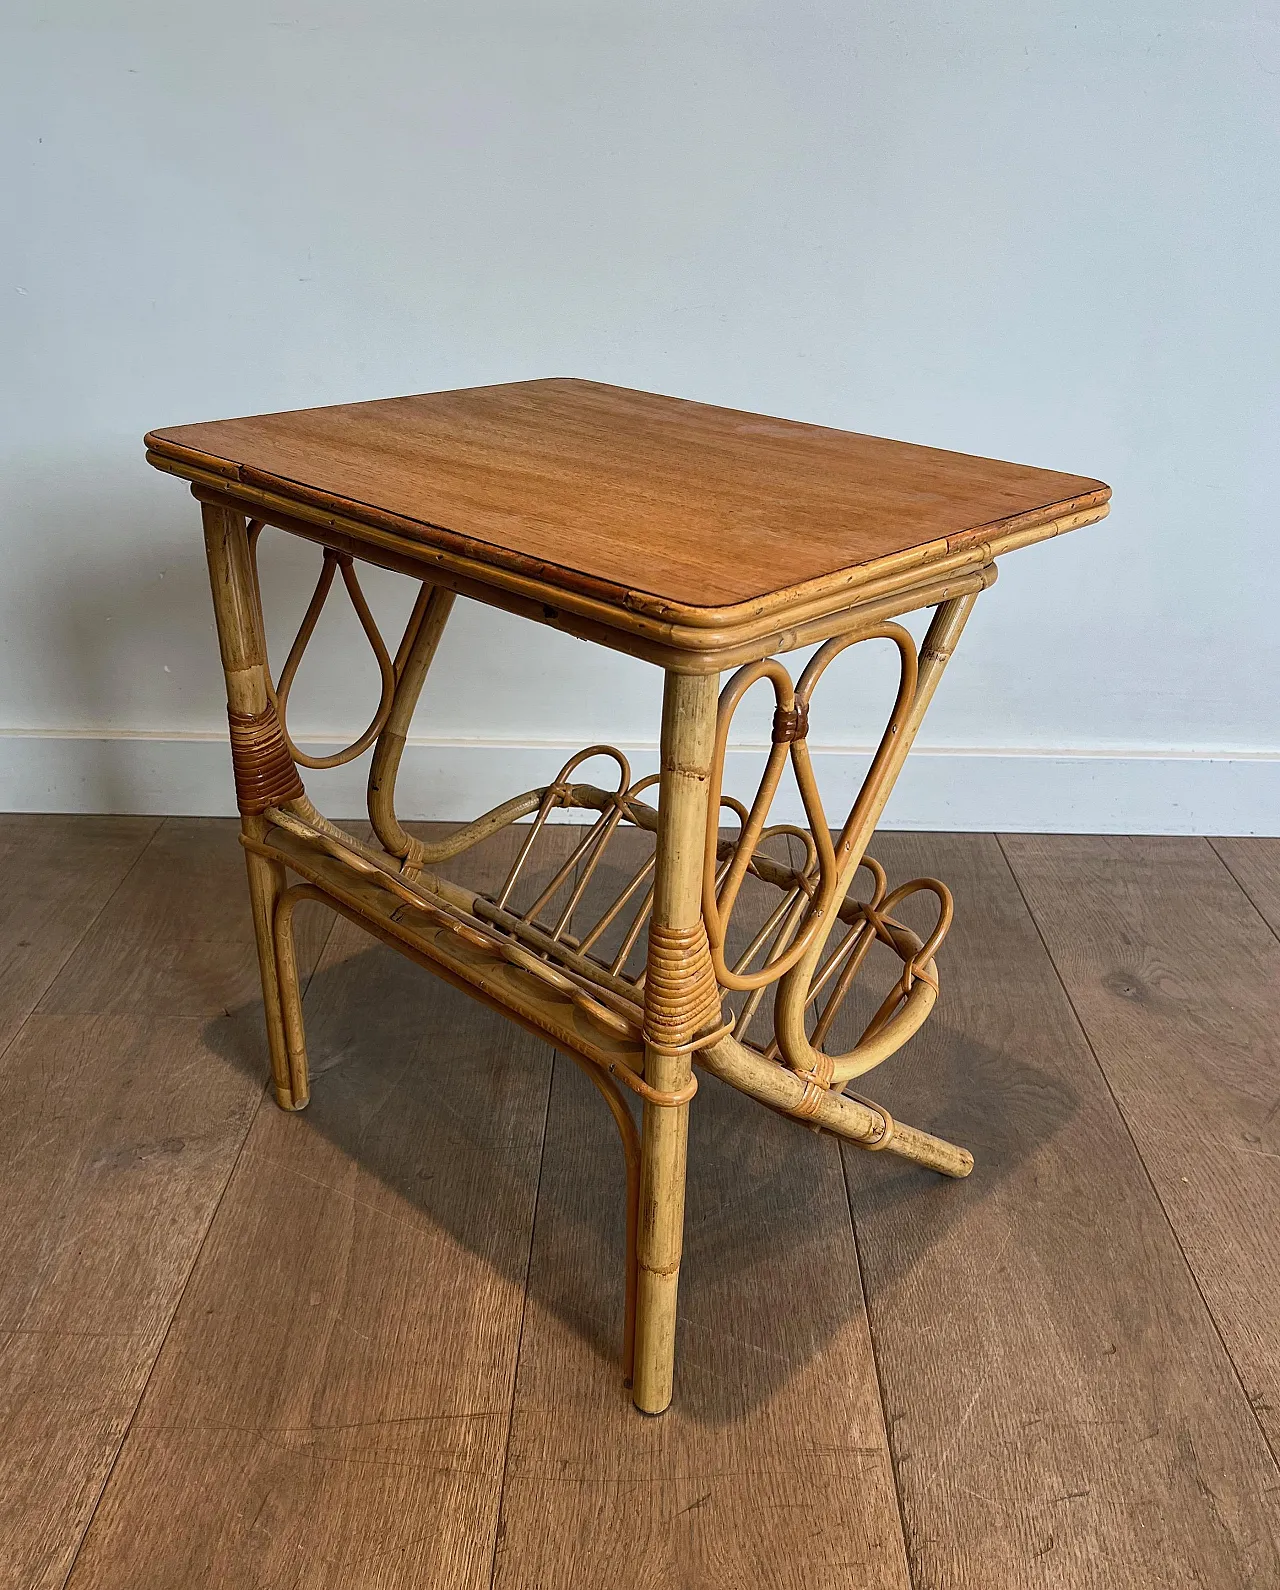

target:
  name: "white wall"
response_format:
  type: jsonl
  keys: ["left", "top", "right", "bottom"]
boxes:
{"left": 3, "top": 1, "right": 1277, "bottom": 831}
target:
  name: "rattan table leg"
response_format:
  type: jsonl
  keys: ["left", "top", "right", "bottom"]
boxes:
{"left": 632, "top": 670, "right": 719, "bottom": 1414}
{"left": 202, "top": 501, "right": 307, "bottom": 1111}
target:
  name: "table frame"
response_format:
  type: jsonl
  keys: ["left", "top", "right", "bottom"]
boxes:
{"left": 192, "top": 479, "right": 1037, "bottom": 1414}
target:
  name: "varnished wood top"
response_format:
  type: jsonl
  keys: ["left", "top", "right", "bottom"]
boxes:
{"left": 147, "top": 379, "right": 1107, "bottom": 601}
{"left": 147, "top": 379, "right": 1108, "bottom": 666}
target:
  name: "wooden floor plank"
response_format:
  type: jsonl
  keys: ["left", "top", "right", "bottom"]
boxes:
{"left": 492, "top": 835, "right": 910, "bottom": 1589}
{"left": 0, "top": 812, "right": 305, "bottom": 1590}
{"left": 844, "top": 832, "right": 1280, "bottom": 1588}
{"left": 1211, "top": 837, "right": 1280, "bottom": 941}
{"left": 1000, "top": 833, "right": 1280, "bottom": 1459}
{"left": 0, "top": 815, "right": 159, "bottom": 1057}
{"left": 65, "top": 827, "right": 566, "bottom": 1590}
{"left": 0, "top": 1016, "right": 265, "bottom": 1590}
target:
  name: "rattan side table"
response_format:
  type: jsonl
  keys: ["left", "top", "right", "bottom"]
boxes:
{"left": 145, "top": 379, "right": 1109, "bottom": 1414}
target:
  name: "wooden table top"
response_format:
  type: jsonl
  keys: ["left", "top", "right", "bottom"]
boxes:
{"left": 147, "top": 378, "right": 1109, "bottom": 662}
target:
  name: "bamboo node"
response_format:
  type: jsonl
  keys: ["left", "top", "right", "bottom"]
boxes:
{"left": 227, "top": 704, "right": 305, "bottom": 815}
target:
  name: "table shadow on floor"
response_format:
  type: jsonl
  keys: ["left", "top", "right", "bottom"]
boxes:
{"left": 204, "top": 925, "right": 1078, "bottom": 1425}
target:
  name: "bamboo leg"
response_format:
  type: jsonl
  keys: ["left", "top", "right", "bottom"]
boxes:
{"left": 202, "top": 501, "right": 307, "bottom": 1111}
{"left": 272, "top": 885, "right": 315, "bottom": 1109}
{"left": 632, "top": 670, "right": 719, "bottom": 1414}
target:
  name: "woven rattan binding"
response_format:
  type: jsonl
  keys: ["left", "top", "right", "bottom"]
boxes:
{"left": 642, "top": 919, "right": 725, "bottom": 1058}
{"left": 228, "top": 704, "right": 305, "bottom": 815}
{"left": 771, "top": 701, "right": 809, "bottom": 743}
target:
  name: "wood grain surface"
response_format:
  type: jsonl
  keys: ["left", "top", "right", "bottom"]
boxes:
{"left": 0, "top": 818, "right": 295, "bottom": 1590}
{"left": 1000, "top": 834, "right": 1280, "bottom": 1459}
{"left": 0, "top": 814, "right": 158, "bottom": 1057}
{"left": 847, "top": 832, "right": 1280, "bottom": 1588}
{"left": 147, "top": 379, "right": 1108, "bottom": 613}
{"left": 1211, "top": 837, "right": 1280, "bottom": 939}
{"left": 0, "top": 1016, "right": 265, "bottom": 1590}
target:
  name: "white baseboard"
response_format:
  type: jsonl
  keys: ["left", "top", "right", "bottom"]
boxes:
{"left": 0, "top": 732, "right": 1276, "bottom": 835}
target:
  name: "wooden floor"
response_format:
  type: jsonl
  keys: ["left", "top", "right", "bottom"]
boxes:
{"left": 1, "top": 818, "right": 1278, "bottom": 1589}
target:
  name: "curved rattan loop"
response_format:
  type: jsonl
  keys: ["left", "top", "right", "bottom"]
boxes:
{"left": 793, "top": 623, "right": 918, "bottom": 874}
{"left": 811, "top": 877, "right": 954, "bottom": 1085}
{"left": 703, "top": 662, "right": 836, "bottom": 990}
{"left": 247, "top": 523, "right": 398, "bottom": 771}
{"left": 703, "top": 625, "right": 917, "bottom": 993}
{"left": 718, "top": 793, "right": 751, "bottom": 830}
{"left": 877, "top": 876, "right": 952, "bottom": 989}
{"left": 493, "top": 746, "right": 633, "bottom": 915}
{"left": 747, "top": 823, "right": 820, "bottom": 890}
{"left": 770, "top": 602, "right": 982, "bottom": 1089}
{"left": 551, "top": 744, "right": 632, "bottom": 801}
